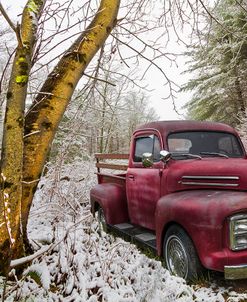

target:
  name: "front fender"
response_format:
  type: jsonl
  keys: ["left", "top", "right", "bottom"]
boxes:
{"left": 90, "top": 183, "right": 129, "bottom": 225}
{"left": 155, "top": 190, "right": 247, "bottom": 271}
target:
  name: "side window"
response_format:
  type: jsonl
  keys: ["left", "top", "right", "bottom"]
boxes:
{"left": 134, "top": 135, "right": 161, "bottom": 162}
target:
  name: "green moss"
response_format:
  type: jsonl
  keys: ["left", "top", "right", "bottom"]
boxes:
{"left": 27, "top": 271, "right": 42, "bottom": 286}
{"left": 16, "top": 56, "right": 29, "bottom": 73}
{"left": 16, "top": 75, "right": 28, "bottom": 84}
{"left": 17, "top": 56, "right": 26, "bottom": 63}
{"left": 28, "top": 0, "right": 38, "bottom": 13}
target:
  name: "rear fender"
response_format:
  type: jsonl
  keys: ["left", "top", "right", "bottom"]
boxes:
{"left": 90, "top": 183, "right": 129, "bottom": 225}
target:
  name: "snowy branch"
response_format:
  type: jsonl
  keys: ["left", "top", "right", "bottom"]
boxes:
{"left": 10, "top": 214, "right": 92, "bottom": 269}
{"left": 10, "top": 245, "right": 51, "bottom": 268}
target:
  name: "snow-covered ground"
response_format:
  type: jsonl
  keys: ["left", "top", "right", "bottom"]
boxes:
{"left": 1, "top": 160, "right": 247, "bottom": 301}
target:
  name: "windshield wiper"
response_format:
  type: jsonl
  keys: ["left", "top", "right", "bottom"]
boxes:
{"left": 200, "top": 152, "right": 229, "bottom": 158}
{"left": 172, "top": 153, "right": 202, "bottom": 160}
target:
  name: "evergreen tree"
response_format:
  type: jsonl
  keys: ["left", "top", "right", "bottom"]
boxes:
{"left": 183, "top": 0, "right": 247, "bottom": 126}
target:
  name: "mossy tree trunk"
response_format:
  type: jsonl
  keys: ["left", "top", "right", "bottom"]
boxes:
{"left": 0, "top": 0, "right": 45, "bottom": 275}
{"left": 0, "top": 0, "right": 120, "bottom": 276}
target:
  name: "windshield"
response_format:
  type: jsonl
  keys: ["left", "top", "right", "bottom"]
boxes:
{"left": 168, "top": 131, "right": 244, "bottom": 159}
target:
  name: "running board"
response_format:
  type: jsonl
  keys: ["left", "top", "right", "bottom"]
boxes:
{"left": 109, "top": 222, "right": 157, "bottom": 252}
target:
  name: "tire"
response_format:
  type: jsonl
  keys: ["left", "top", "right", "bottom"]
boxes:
{"left": 163, "top": 225, "right": 204, "bottom": 281}
{"left": 97, "top": 207, "right": 107, "bottom": 235}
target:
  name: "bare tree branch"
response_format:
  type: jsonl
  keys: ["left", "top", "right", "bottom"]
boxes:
{"left": 0, "top": 3, "right": 16, "bottom": 33}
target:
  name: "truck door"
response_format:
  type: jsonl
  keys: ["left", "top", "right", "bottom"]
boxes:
{"left": 126, "top": 133, "right": 163, "bottom": 230}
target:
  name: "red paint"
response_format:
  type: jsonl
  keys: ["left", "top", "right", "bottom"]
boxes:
{"left": 90, "top": 182, "right": 129, "bottom": 224}
{"left": 155, "top": 190, "right": 247, "bottom": 271}
{"left": 90, "top": 120, "right": 247, "bottom": 273}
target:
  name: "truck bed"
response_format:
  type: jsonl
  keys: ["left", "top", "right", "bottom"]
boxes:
{"left": 97, "top": 172, "right": 126, "bottom": 186}
{"left": 95, "top": 153, "right": 129, "bottom": 186}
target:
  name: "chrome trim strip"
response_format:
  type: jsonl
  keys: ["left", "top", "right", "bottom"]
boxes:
{"left": 225, "top": 264, "right": 247, "bottom": 280}
{"left": 181, "top": 181, "right": 239, "bottom": 187}
{"left": 182, "top": 175, "right": 239, "bottom": 180}
{"left": 229, "top": 214, "right": 247, "bottom": 221}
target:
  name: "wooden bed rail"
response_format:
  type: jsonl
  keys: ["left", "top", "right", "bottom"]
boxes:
{"left": 95, "top": 153, "right": 129, "bottom": 172}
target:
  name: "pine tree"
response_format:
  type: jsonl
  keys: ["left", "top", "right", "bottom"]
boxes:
{"left": 182, "top": 0, "right": 247, "bottom": 126}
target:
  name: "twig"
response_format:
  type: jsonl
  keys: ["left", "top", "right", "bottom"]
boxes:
{"left": 0, "top": 48, "right": 16, "bottom": 95}
{"left": 15, "top": 23, "right": 23, "bottom": 47}
{"left": 0, "top": 3, "right": 17, "bottom": 33}
{"left": 83, "top": 73, "right": 116, "bottom": 87}
{"left": 23, "top": 131, "right": 41, "bottom": 139}
{"left": 21, "top": 179, "right": 40, "bottom": 184}
{"left": 10, "top": 245, "right": 51, "bottom": 268}
{"left": 235, "top": 0, "right": 247, "bottom": 13}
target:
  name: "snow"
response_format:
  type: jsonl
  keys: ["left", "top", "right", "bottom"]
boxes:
{"left": 25, "top": 262, "right": 51, "bottom": 291}
{"left": 1, "top": 160, "right": 247, "bottom": 301}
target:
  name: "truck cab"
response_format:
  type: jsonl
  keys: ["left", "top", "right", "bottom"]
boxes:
{"left": 90, "top": 120, "right": 247, "bottom": 281}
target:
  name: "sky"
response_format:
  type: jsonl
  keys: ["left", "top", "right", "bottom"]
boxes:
{"left": 144, "top": 58, "right": 189, "bottom": 120}
{"left": 0, "top": 0, "right": 191, "bottom": 121}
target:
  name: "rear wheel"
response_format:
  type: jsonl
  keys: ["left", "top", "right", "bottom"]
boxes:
{"left": 97, "top": 207, "right": 107, "bottom": 235}
{"left": 163, "top": 225, "right": 204, "bottom": 281}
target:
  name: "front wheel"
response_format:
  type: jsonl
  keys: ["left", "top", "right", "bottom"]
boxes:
{"left": 163, "top": 225, "right": 204, "bottom": 281}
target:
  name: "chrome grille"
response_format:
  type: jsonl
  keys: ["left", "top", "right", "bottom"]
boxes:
{"left": 180, "top": 175, "right": 239, "bottom": 187}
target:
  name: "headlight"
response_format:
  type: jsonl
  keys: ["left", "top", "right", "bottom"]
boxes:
{"left": 229, "top": 214, "right": 247, "bottom": 251}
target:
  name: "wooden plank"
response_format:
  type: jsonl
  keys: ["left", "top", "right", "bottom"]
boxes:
{"left": 95, "top": 153, "right": 129, "bottom": 160}
{"left": 96, "top": 163, "right": 128, "bottom": 171}
{"left": 96, "top": 173, "right": 126, "bottom": 180}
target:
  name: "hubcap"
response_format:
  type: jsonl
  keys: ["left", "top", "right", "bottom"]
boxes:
{"left": 165, "top": 235, "right": 189, "bottom": 278}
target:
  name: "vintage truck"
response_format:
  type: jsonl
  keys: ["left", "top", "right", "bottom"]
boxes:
{"left": 90, "top": 120, "right": 247, "bottom": 281}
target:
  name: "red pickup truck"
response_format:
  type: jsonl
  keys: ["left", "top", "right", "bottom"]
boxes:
{"left": 90, "top": 120, "right": 247, "bottom": 281}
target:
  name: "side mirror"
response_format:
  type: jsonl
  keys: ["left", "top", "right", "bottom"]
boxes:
{"left": 160, "top": 150, "right": 171, "bottom": 163}
{"left": 142, "top": 152, "right": 153, "bottom": 168}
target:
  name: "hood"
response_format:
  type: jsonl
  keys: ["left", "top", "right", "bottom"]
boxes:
{"left": 167, "top": 158, "right": 247, "bottom": 193}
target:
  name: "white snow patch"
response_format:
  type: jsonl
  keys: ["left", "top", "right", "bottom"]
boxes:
{"left": 26, "top": 262, "right": 51, "bottom": 291}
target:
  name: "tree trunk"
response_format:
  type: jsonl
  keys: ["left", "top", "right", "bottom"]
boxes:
{"left": 0, "top": 0, "right": 45, "bottom": 275}
{"left": 21, "top": 0, "right": 120, "bottom": 253}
